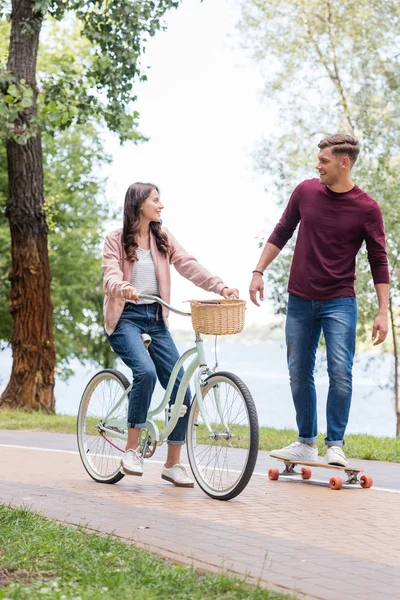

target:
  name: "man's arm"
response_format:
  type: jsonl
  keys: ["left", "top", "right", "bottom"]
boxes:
{"left": 249, "top": 243, "right": 280, "bottom": 306}
{"left": 249, "top": 184, "right": 302, "bottom": 306}
{"left": 372, "top": 283, "right": 389, "bottom": 346}
{"left": 363, "top": 203, "right": 390, "bottom": 346}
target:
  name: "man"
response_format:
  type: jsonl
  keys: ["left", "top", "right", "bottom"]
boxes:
{"left": 250, "top": 134, "right": 389, "bottom": 467}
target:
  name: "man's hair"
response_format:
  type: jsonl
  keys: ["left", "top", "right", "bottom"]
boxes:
{"left": 318, "top": 134, "right": 360, "bottom": 166}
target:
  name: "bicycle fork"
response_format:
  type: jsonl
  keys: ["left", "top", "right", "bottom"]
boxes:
{"left": 194, "top": 370, "right": 232, "bottom": 440}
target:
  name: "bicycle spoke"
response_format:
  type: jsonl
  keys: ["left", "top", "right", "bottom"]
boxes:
{"left": 187, "top": 372, "right": 258, "bottom": 500}
{"left": 77, "top": 370, "right": 130, "bottom": 484}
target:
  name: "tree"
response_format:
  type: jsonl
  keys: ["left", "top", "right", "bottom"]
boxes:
{"left": 0, "top": 18, "right": 116, "bottom": 378}
{"left": 0, "top": 0, "right": 180, "bottom": 411}
{"left": 239, "top": 0, "right": 400, "bottom": 433}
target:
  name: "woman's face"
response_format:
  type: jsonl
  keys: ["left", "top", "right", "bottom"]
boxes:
{"left": 140, "top": 188, "right": 163, "bottom": 222}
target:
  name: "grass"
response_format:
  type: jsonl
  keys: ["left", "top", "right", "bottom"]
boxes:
{"left": 0, "top": 506, "right": 293, "bottom": 600}
{"left": 258, "top": 428, "right": 400, "bottom": 463}
{"left": 0, "top": 409, "right": 78, "bottom": 434}
{"left": 0, "top": 408, "right": 399, "bottom": 462}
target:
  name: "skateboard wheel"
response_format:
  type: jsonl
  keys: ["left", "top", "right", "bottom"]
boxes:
{"left": 268, "top": 468, "right": 279, "bottom": 481}
{"left": 360, "top": 475, "right": 373, "bottom": 488}
{"left": 329, "top": 476, "right": 343, "bottom": 490}
{"left": 301, "top": 467, "right": 312, "bottom": 480}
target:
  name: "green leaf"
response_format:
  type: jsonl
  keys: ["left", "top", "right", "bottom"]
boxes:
{"left": 20, "top": 96, "right": 33, "bottom": 109}
{"left": 47, "top": 101, "right": 58, "bottom": 113}
{"left": 7, "top": 84, "right": 19, "bottom": 98}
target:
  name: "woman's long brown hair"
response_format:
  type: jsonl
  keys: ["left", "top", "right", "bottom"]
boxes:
{"left": 123, "top": 182, "right": 169, "bottom": 262}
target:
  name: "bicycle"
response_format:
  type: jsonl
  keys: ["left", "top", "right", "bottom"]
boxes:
{"left": 77, "top": 294, "right": 259, "bottom": 501}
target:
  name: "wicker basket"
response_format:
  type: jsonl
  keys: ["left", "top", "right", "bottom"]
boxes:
{"left": 190, "top": 299, "right": 245, "bottom": 335}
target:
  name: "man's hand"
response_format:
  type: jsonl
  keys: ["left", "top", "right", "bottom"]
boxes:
{"left": 372, "top": 313, "right": 389, "bottom": 346}
{"left": 221, "top": 287, "right": 240, "bottom": 299}
{"left": 249, "top": 273, "right": 264, "bottom": 306}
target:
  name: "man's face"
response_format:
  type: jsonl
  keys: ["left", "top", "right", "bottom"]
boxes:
{"left": 316, "top": 147, "right": 343, "bottom": 187}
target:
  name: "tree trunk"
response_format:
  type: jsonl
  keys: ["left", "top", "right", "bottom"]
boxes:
{"left": 1, "top": 0, "right": 56, "bottom": 411}
{"left": 389, "top": 295, "right": 399, "bottom": 436}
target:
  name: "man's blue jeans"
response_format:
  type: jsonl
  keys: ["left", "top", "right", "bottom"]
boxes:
{"left": 107, "top": 302, "right": 191, "bottom": 445}
{"left": 285, "top": 294, "right": 357, "bottom": 447}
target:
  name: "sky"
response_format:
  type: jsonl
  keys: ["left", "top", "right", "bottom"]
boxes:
{"left": 103, "top": 0, "right": 288, "bottom": 329}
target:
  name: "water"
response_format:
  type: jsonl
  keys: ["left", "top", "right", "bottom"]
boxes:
{"left": 0, "top": 340, "right": 396, "bottom": 438}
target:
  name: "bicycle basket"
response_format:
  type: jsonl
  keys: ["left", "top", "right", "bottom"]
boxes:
{"left": 189, "top": 299, "right": 245, "bottom": 335}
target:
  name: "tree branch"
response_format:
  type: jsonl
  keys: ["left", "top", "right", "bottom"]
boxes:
{"left": 301, "top": 1, "right": 355, "bottom": 135}
{"left": 324, "top": 0, "right": 354, "bottom": 134}
{"left": 389, "top": 293, "right": 399, "bottom": 436}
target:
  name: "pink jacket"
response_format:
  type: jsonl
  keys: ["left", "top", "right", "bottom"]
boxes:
{"left": 102, "top": 227, "right": 226, "bottom": 335}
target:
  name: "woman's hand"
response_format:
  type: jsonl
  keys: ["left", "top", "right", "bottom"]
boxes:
{"left": 221, "top": 287, "right": 239, "bottom": 300}
{"left": 121, "top": 285, "right": 139, "bottom": 301}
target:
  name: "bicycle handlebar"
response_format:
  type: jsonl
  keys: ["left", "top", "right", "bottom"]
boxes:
{"left": 137, "top": 293, "right": 239, "bottom": 317}
{"left": 137, "top": 294, "right": 192, "bottom": 316}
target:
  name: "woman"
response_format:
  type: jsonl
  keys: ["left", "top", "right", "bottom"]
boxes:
{"left": 102, "top": 182, "right": 238, "bottom": 487}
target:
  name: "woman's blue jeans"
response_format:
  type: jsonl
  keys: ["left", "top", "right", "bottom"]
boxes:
{"left": 107, "top": 303, "right": 191, "bottom": 445}
{"left": 285, "top": 294, "right": 357, "bottom": 447}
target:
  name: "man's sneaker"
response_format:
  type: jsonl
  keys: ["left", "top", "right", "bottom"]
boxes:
{"left": 325, "top": 446, "right": 348, "bottom": 467}
{"left": 270, "top": 441, "right": 318, "bottom": 462}
{"left": 161, "top": 464, "right": 194, "bottom": 488}
{"left": 121, "top": 448, "right": 143, "bottom": 476}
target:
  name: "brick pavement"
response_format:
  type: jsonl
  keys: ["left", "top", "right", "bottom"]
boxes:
{"left": 1, "top": 438, "right": 400, "bottom": 599}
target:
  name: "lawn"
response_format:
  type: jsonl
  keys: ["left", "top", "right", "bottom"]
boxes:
{"left": 0, "top": 408, "right": 399, "bottom": 462}
{"left": 0, "top": 506, "right": 293, "bottom": 600}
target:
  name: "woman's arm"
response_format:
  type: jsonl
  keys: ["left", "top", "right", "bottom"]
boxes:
{"left": 102, "top": 233, "right": 138, "bottom": 300}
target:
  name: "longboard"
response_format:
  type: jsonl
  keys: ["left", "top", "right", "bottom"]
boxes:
{"left": 268, "top": 457, "right": 373, "bottom": 490}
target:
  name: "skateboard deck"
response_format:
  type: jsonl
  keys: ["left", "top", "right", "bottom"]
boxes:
{"left": 268, "top": 457, "right": 373, "bottom": 490}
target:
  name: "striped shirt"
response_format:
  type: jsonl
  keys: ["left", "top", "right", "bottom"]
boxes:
{"left": 129, "top": 247, "right": 160, "bottom": 304}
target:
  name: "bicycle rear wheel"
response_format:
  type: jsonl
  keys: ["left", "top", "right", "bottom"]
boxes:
{"left": 77, "top": 369, "right": 129, "bottom": 484}
{"left": 186, "top": 371, "right": 259, "bottom": 500}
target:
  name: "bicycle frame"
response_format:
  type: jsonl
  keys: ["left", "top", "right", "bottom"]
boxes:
{"left": 98, "top": 295, "right": 226, "bottom": 446}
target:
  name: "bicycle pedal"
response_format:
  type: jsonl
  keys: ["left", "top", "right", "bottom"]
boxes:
{"left": 165, "top": 405, "right": 187, "bottom": 420}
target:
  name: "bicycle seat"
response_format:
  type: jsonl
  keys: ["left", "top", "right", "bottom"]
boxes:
{"left": 141, "top": 333, "right": 152, "bottom": 349}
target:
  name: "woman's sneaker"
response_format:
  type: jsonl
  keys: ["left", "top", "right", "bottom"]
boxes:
{"left": 121, "top": 448, "right": 143, "bottom": 476}
{"left": 161, "top": 464, "right": 194, "bottom": 488}
{"left": 325, "top": 446, "right": 348, "bottom": 467}
{"left": 270, "top": 441, "right": 318, "bottom": 462}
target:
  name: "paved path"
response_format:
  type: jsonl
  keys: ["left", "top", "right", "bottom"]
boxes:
{"left": 1, "top": 430, "right": 400, "bottom": 600}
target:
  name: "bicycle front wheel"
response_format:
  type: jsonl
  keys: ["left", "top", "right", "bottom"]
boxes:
{"left": 77, "top": 369, "right": 129, "bottom": 484}
{"left": 187, "top": 371, "right": 259, "bottom": 500}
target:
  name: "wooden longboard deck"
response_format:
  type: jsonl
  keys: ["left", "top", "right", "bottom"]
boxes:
{"left": 269, "top": 456, "right": 373, "bottom": 489}
{"left": 272, "top": 457, "right": 363, "bottom": 473}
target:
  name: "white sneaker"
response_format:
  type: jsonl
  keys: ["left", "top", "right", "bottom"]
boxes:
{"left": 270, "top": 441, "right": 318, "bottom": 462}
{"left": 325, "top": 446, "right": 348, "bottom": 467}
{"left": 121, "top": 448, "right": 143, "bottom": 476}
{"left": 161, "top": 464, "right": 194, "bottom": 488}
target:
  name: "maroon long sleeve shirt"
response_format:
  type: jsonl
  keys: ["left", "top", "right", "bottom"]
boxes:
{"left": 267, "top": 178, "right": 390, "bottom": 300}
